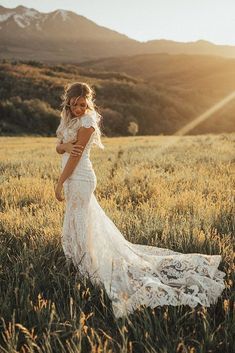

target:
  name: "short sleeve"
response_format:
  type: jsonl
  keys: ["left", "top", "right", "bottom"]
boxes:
{"left": 80, "top": 111, "right": 97, "bottom": 130}
{"left": 79, "top": 110, "right": 104, "bottom": 149}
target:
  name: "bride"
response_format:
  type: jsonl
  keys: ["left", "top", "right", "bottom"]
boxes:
{"left": 54, "top": 82, "right": 226, "bottom": 319}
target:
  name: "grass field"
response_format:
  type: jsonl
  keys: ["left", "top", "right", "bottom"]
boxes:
{"left": 0, "top": 133, "right": 234, "bottom": 353}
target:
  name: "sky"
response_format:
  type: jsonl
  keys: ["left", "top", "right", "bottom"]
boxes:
{"left": 1, "top": 0, "right": 235, "bottom": 45}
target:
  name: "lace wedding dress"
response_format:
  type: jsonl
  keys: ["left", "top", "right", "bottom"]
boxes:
{"left": 59, "top": 110, "right": 226, "bottom": 319}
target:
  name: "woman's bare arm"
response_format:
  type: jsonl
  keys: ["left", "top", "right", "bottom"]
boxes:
{"left": 57, "top": 127, "right": 95, "bottom": 185}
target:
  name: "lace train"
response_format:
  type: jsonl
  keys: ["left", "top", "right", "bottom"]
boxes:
{"left": 61, "top": 178, "right": 226, "bottom": 319}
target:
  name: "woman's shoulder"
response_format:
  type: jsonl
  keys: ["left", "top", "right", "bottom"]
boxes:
{"left": 80, "top": 110, "right": 98, "bottom": 129}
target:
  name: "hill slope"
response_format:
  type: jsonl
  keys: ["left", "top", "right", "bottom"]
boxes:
{"left": 0, "top": 53, "right": 235, "bottom": 136}
{"left": 80, "top": 53, "right": 235, "bottom": 134}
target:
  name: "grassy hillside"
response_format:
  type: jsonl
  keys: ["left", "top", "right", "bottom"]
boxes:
{"left": 81, "top": 53, "right": 235, "bottom": 134}
{"left": 0, "top": 134, "right": 234, "bottom": 352}
{"left": 0, "top": 54, "right": 235, "bottom": 137}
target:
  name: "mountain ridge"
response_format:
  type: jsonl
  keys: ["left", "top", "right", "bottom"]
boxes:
{"left": 0, "top": 5, "right": 235, "bottom": 63}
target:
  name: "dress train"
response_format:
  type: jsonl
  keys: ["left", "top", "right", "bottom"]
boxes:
{"left": 62, "top": 178, "right": 226, "bottom": 319}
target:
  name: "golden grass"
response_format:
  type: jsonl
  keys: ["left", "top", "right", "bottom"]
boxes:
{"left": 0, "top": 133, "right": 234, "bottom": 352}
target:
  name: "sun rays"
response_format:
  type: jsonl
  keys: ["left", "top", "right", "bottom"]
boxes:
{"left": 155, "top": 90, "right": 235, "bottom": 154}
{"left": 174, "top": 90, "right": 235, "bottom": 136}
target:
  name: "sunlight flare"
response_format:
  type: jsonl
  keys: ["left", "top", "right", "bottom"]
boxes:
{"left": 156, "top": 90, "right": 235, "bottom": 154}
{"left": 174, "top": 90, "right": 235, "bottom": 136}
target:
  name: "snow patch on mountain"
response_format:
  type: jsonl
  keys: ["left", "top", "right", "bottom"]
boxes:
{"left": 0, "top": 8, "right": 41, "bottom": 29}
{"left": 53, "top": 9, "right": 70, "bottom": 22}
{"left": 14, "top": 14, "right": 26, "bottom": 28}
{"left": 15, "top": 8, "right": 40, "bottom": 28}
{"left": 23, "top": 8, "right": 39, "bottom": 19}
{"left": 0, "top": 12, "right": 13, "bottom": 22}
{"left": 0, "top": 7, "right": 70, "bottom": 30}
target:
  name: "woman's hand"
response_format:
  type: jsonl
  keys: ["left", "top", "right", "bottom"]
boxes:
{"left": 64, "top": 138, "right": 84, "bottom": 157}
{"left": 54, "top": 182, "right": 64, "bottom": 202}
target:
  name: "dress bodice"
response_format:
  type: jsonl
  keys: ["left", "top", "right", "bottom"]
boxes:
{"left": 60, "top": 111, "right": 100, "bottom": 181}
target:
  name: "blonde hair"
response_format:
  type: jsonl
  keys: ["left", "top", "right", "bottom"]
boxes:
{"left": 56, "top": 82, "right": 104, "bottom": 149}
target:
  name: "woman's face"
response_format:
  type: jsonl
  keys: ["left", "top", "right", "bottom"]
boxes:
{"left": 69, "top": 96, "right": 88, "bottom": 118}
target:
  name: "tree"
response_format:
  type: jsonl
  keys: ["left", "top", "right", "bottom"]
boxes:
{"left": 128, "top": 121, "right": 139, "bottom": 136}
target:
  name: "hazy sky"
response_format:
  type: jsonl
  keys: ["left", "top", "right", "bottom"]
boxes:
{"left": 1, "top": 0, "right": 235, "bottom": 45}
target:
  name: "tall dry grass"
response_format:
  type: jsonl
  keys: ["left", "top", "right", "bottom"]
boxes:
{"left": 0, "top": 133, "right": 234, "bottom": 352}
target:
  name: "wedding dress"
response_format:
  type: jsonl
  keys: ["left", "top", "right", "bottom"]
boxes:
{"left": 59, "top": 110, "right": 226, "bottom": 319}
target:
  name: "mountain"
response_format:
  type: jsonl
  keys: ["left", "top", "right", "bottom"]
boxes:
{"left": 0, "top": 5, "right": 141, "bottom": 62}
{"left": 0, "top": 5, "right": 235, "bottom": 63}
{"left": 142, "top": 39, "right": 235, "bottom": 59}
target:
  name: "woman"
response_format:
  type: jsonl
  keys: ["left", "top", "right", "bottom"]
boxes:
{"left": 54, "top": 82, "right": 226, "bottom": 319}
